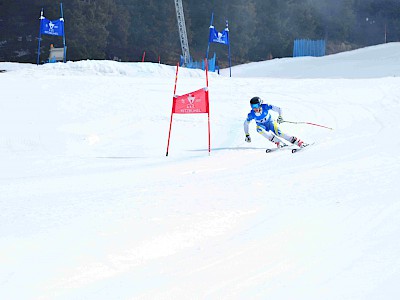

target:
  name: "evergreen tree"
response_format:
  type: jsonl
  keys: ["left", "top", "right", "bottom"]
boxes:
{"left": 0, "top": 0, "right": 43, "bottom": 62}
{"left": 1, "top": 0, "right": 400, "bottom": 64}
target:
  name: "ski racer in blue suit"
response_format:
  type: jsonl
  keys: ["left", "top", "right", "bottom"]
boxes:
{"left": 244, "top": 96, "right": 307, "bottom": 148}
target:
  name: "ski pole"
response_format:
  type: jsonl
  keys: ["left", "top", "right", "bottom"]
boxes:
{"left": 282, "top": 120, "right": 334, "bottom": 130}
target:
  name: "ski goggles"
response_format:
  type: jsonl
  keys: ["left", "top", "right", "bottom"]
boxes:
{"left": 251, "top": 103, "right": 261, "bottom": 109}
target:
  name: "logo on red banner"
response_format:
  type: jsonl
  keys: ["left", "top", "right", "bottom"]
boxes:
{"left": 173, "top": 88, "right": 209, "bottom": 114}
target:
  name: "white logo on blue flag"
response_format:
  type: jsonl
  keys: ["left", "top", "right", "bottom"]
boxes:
{"left": 209, "top": 26, "right": 229, "bottom": 45}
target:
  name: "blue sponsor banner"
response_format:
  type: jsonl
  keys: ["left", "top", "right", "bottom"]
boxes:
{"left": 293, "top": 39, "right": 325, "bottom": 57}
{"left": 181, "top": 52, "right": 218, "bottom": 72}
{"left": 40, "top": 18, "right": 64, "bottom": 36}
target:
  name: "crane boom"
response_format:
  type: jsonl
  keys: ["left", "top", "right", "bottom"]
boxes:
{"left": 174, "top": 0, "right": 190, "bottom": 65}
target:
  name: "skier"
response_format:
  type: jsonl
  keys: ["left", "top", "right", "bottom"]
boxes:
{"left": 244, "top": 96, "right": 307, "bottom": 148}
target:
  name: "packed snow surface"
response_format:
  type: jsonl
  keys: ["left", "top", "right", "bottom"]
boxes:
{"left": 1, "top": 43, "right": 400, "bottom": 299}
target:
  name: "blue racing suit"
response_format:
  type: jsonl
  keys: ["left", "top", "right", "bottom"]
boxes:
{"left": 244, "top": 103, "right": 282, "bottom": 136}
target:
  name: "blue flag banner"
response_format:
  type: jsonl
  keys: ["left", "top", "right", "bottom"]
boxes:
{"left": 40, "top": 18, "right": 64, "bottom": 36}
{"left": 206, "top": 14, "right": 231, "bottom": 77}
{"left": 208, "top": 26, "right": 229, "bottom": 45}
{"left": 37, "top": 4, "right": 67, "bottom": 65}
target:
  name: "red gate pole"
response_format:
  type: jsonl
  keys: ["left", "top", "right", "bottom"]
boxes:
{"left": 166, "top": 63, "right": 179, "bottom": 156}
{"left": 205, "top": 59, "right": 211, "bottom": 155}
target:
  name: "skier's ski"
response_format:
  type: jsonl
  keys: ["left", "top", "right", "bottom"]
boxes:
{"left": 266, "top": 144, "right": 290, "bottom": 153}
{"left": 291, "top": 142, "right": 314, "bottom": 153}
{"left": 265, "top": 134, "right": 293, "bottom": 153}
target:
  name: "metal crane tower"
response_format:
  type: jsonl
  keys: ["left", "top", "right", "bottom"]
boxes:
{"left": 174, "top": 0, "right": 190, "bottom": 65}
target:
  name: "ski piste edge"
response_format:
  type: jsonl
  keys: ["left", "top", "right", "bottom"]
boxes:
{"left": 291, "top": 142, "right": 315, "bottom": 153}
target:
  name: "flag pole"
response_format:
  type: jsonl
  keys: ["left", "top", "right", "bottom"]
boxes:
{"left": 60, "top": 3, "right": 66, "bottom": 63}
{"left": 226, "top": 19, "right": 232, "bottom": 77}
{"left": 205, "top": 59, "right": 211, "bottom": 155}
{"left": 166, "top": 63, "right": 179, "bottom": 156}
{"left": 206, "top": 12, "right": 214, "bottom": 60}
{"left": 37, "top": 9, "right": 44, "bottom": 65}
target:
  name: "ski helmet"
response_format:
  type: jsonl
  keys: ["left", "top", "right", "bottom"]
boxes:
{"left": 250, "top": 96, "right": 262, "bottom": 108}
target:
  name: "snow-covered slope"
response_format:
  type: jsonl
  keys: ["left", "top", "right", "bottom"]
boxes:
{"left": 1, "top": 43, "right": 400, "bottom": 299}
{"left": 224, "top": 42, "right": 400, "bottom": 78}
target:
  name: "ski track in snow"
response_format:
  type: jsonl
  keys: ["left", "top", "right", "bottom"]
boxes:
{"left": 1, "top": 43, "right": 400, "bottom": 299}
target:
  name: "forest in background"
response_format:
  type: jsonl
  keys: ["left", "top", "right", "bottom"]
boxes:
{"left": 0, "top": 0, "right": 399, "bottom": 66}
